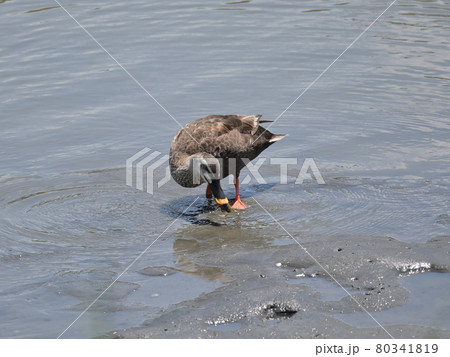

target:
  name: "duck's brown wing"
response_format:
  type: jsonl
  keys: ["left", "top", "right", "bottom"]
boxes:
{"left": 193, "top": 115, "right": 275, "bottom": 158}
{"left": 173, "top": 114, "right": 283, "bottom": 159}
{"left": 189, "top": 114, "right": 262, "bottom": 138}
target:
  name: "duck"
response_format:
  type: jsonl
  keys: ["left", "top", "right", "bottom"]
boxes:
{"left": 169, "top": 114, "right": 287, "bottom": 214}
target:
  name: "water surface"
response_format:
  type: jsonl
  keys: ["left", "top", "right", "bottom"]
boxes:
{"left": 0, "top": 0, "right": 449, "bottom": 338}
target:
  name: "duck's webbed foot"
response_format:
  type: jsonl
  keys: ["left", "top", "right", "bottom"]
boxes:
{"left": 231, "top": 196, "right": 247, "bottom": 210}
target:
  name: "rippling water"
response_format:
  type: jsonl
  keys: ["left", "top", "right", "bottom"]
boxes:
{"left": 1, "top": 0, "right": 449, "bottom": 338}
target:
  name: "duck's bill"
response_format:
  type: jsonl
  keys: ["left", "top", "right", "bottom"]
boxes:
{"left": 209, "top": 180, "right": 232, "bottom": 214}
{"left": 219, "top": 203, "right": 232, "bottom": 217}
{"left": 215, "top": 198, "right": 232, "bottom": 213}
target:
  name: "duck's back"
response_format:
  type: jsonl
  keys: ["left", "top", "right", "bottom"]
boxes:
{"left": 170, "top": 114, "right": 280, "bottom": 160}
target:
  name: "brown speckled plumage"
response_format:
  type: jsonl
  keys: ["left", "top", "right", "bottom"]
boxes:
{"left": 169, "top": 114, "right": 286, "bottom": 188}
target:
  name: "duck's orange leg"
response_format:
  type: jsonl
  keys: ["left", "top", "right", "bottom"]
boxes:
{"left": 205, "top": 184, "right": 213, "bottom": 200}
{"left": 231, "top": 176, "right": 247, "bottom": 210}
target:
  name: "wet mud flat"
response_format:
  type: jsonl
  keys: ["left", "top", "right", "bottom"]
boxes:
{"left": 107, "top": 231, "right": 450, "bottom": 338}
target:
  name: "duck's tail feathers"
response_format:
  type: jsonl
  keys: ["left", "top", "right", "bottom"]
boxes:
{"left": 241, "top": 115, "right": 277, "bottom": 135}
{"left": 269, "top": 134, "right": 288, "bottom": 143}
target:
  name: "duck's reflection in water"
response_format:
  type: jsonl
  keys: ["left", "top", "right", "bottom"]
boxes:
{"left": 170, "top": 213, "right": 276, "bottom": 284}
{"left": 173, "top": 238, "right": 230, "bottom": 283}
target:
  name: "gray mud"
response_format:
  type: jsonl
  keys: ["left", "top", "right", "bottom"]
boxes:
{"left": 107, "top": 234, "right": 450, "bottom": 338}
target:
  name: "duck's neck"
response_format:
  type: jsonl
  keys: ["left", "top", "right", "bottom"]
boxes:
{"left": 170, "top": 152, "right": 196, "bottom": 188}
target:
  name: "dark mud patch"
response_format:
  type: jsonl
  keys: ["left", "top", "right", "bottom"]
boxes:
{"left": 137, "top": 266, "right": 177, "bottom": 277}
{"left": 262, "top": 303, "right": 298, "bottom": 319}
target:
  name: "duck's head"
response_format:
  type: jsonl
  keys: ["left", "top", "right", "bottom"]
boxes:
{"left": 190, "top": 155, "right": 232, "bottom": 214}
{"left": 189, "top": 154, "right": 219, "bottom": 185}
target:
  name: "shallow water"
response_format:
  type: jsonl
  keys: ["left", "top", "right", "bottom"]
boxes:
{"left": 0, "top": 0, "right": 449, "bottom": 338}
{"left": 336, "top": 272, "right": 450, "bottom": 331}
